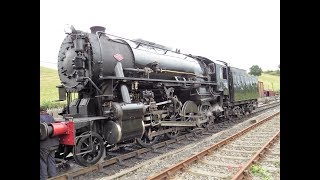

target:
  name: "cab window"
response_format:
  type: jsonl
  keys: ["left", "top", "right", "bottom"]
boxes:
{"left": 221, "top": 67, "right": 227, "bottom": 80}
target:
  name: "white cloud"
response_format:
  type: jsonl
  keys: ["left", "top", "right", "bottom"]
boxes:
{"left": 41, "top": 0, "right": 279, "bottom": 71}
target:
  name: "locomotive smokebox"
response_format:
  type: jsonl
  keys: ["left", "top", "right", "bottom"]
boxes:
{"left": 90, "top": 26, "right": 106, "bottom": 34}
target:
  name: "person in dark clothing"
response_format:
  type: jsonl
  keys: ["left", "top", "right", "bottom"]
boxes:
{"left": 40, "top": 107, "right": 59, "bottom": 180}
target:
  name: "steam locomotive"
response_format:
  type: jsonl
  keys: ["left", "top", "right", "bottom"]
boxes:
{"left": 40, "top": 25, "right": 259, "bottom": 167}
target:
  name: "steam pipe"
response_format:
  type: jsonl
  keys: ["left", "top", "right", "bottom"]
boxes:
{"left": 114, "top": 62, "right": 131, "bottom": 103}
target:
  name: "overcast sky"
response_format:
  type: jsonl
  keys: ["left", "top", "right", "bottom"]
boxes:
{"left": 40, "top": 0, "right": 280, "bottom": 72}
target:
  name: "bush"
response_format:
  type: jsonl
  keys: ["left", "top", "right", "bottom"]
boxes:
{"left": 249, "top": 65, "right": 262, "bottom": 76}
{"left": 263, "top": 70, "right": 280, "bottom": 76}
{"left": 40, "top": 100, "right": 66, "bottom": 109}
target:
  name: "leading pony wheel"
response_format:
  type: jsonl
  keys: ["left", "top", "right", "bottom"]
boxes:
{"left": 73, "top": 132, "right": 105, "bottom": 167}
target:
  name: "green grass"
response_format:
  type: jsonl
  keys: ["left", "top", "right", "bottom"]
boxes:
{"left": 40, "top": 66, "right": 66, "bottom": 108}
{"left": 250, "top": 164, "right": 271, "bottom": 180}
{"left": 264, "top": 70, "right": 280, "bottom": 76}
{"left": 259, "top": 73, "right": 280, "bottom": 92}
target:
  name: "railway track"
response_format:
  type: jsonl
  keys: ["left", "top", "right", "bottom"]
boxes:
{"left": 148, "top": 112, "right": 280, "bottom": 180}
{"left": 247, "top": 136, "right": 280, "bottom": 179}
{"left": 49, "top": 101, "right": 280, "bottom": 180}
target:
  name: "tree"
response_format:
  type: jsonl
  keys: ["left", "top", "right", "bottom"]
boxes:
{"left": 249, "top": 65, "right": 262, "bottom": 76}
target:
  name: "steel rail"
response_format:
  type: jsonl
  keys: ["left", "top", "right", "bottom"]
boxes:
{"left": 147, "top": 111, "right": 280, "bottom": 180}
{"left": 231, "top": 130, "right": 280, "bottom": 180}
{"left": 49, "top": 102, "right": 279, "bottom": 180}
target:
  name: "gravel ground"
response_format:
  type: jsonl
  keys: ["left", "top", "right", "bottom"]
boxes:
{"left": 175, "top": 114, "right": 280, "bottom": 179}
{"left": 94, "top": 107, "right": 280, "bottom": 180}
{"left": 249, "top": 140, "right": 280, "bottom": 180}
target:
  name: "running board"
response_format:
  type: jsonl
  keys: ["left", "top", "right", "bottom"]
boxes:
{"left": 160, "top": 121, "right": 196, "bottom": 127}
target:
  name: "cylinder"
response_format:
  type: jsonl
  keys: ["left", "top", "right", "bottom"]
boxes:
{"left": 40, "top": 122, "right": 50, "bottom": 140}
{"left": 103, "top": 103, "right": 145, "bottom": 144}
{"left": 50, "top": 122, "right": 68, "bottom": 137}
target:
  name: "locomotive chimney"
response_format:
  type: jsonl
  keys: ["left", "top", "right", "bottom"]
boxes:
{"left": 90, "top": 26, "right": 106, "bottom": 34}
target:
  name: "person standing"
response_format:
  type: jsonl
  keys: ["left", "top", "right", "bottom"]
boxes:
{"left": 40, "top": 107, "right": 59, "bottom": 180}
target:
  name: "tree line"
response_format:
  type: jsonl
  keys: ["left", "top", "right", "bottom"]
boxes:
{"left": 249, "top": 65, "right": 280, "bottom": 76}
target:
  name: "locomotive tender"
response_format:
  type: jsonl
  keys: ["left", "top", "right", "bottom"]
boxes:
{"left": 40, "top": 25, "right": 259, "bottom": 166}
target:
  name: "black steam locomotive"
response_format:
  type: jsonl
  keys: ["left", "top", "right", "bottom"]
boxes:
{"left": 40, "top": 25, "right": 259, "bottom": 167}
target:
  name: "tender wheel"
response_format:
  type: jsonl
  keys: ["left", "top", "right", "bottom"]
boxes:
{"left": 233, "top": 106, "right": 243, "bottom": 118}
{"left": 247, "top": 104, "right": 254, "bottom": 114}
{"left": 136, "top": 128, "right": 159, "bottom": 147}
{"left": 164, "top": 127, "right": 180, "bottom": 139}
{"left": 73, "top": 132, "right": 105, "bottom": 167}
